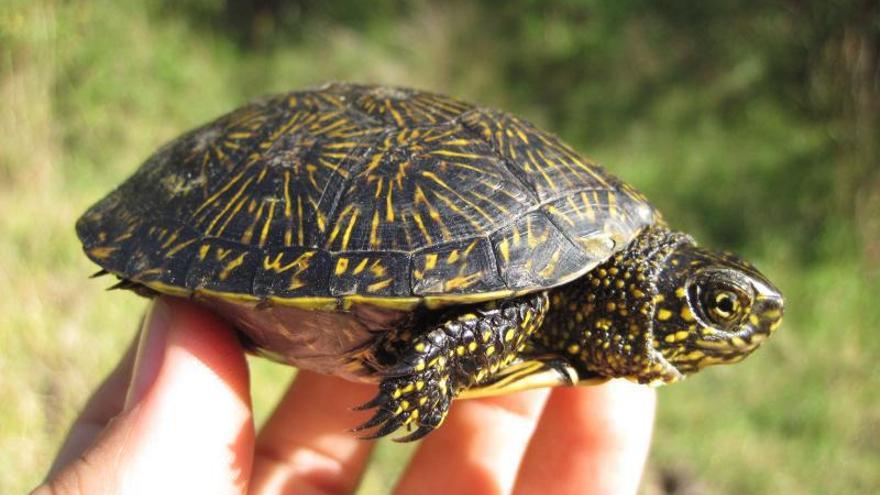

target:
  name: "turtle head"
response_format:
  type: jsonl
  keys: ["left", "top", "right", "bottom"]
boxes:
{"left": 647, "top": 242, "right": 784, "bottom": 381}
{"left": 562, "top": 225, "right": 783, "bottom": 386}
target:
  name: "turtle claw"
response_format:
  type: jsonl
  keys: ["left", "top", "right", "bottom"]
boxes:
{"left": 351, "top": 392, "right": 388, "bottom": 411}
{"left": 350, "top": 408, "right": 392, "bottom": 432}
{"left": 357, "top": 412, "right": 412, "bottom": 440}
{"left": 353, "top": 371, "right": 453, "bottom": 442}
{"left": 393, "top": 417, "right": 442, "bottom": 442}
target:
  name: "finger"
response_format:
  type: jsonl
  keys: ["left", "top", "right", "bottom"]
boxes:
{"left": 249, "top": 370, "right": 377, "bottom": 495}
{"left": 394, "top": 389, "right": 550, "bottom": 495}
{"left": 36, "top": 298, "right": 255, "bottom": 495}
{"left": 47, "top": 330, "right": 139, "bottom": 477}
{"left": 515, "top": 381, "right": 656, "bottom": 495}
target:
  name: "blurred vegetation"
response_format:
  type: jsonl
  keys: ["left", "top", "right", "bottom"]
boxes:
{"left": 2, "top": 0, "right": 878, "bottom": 493}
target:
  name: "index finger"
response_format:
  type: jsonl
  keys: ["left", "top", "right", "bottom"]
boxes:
{"left": 394, "top": 389, "right": 550, "bottom": 495}
{"left": 514, "top": 381, "right": 656, "bottom": 495}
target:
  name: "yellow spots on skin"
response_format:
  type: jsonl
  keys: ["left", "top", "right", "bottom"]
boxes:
{"left": 595, "top": 318, "right": 612, "bottom": 330}
{"left": 684, "top": 350, "right": 705, "bottom": 360}
{"left": 674, "top": 330, "right": 690, "bottom": 341}
{"left": 566, "top": 344, "right": 580, "bottom": 354}
{"left": 468, "top": 341, "right": 478, "bottom": 352}
{"left": 657, "top": 308, "right": 673, "bottom": 321}
{"left": 606, "top": 302, "right": 617, "bottom": 312}
{"left": 632, "top": 289, "right": 646, "bottom": 299}
{"left": 504, "top": 328, "right": 516, "bottom": 342}
{"left": 456, "top": 345, "right": 466, "bottom": 356}
{"left": 198, "top": 244, "right": 211, "bottom": 261}
{"left": 680, "top": 306, "right": 696, "bottom": 322}
{"left": 749, "top": 314, "right": 760, "bottom": 326}
{"left": 763, "top": 308, "right": 782, "bottom": 319}
{"left": 675, "top": 287, "right": 687, "bottom": 298}
{"left": 482, "top": 330, "right": 492, "bottom": 342}
{"left": 485, "top": 345, "right": 496, "bottom": 357}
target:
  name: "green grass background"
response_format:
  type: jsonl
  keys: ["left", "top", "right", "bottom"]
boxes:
{"left": 2, "top": 1, "right": 878, "bottom": 493}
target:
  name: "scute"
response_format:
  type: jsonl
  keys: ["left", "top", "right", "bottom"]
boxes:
{"left": 77, "top": 83, "right": 657, "bottom": 306}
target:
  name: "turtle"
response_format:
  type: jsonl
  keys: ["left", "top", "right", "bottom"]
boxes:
{"left": 77, "top": 82, "right": 784, "bottom": 441}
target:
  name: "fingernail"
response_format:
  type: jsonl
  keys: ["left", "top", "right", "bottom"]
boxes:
{"left": 124, "top": 298, "right": 171, "bottom": 410}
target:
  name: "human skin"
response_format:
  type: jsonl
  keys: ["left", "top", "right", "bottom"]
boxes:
{"left": 34, "top": 297, "right": 656, "bottom": 495}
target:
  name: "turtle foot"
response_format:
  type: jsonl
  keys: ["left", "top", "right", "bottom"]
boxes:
{"left": 353, "top": 368, "right": 452, "bottom": 442}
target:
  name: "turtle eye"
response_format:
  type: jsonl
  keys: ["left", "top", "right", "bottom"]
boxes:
{"left": 705, "top": 290, "right": 740, "bottom": 322}
{"left": 697, "top": 286, "right": 751, "bottom": 330}
{"left": 688, "top": 269, "right": 753, "bottom": 330}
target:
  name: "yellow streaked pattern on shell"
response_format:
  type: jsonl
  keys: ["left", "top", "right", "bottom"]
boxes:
{"left": 76, "top": 83, "right": 656, "bottom": 305}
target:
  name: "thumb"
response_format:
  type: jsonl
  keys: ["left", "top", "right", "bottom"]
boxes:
{"left": 37, "top": 298, "right": 254, "bottom": 495}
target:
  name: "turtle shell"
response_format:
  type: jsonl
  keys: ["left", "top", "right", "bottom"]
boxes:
{"left": 77, "top": 83, "right": 658, "bottom": 310}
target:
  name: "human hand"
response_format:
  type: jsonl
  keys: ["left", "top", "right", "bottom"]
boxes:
{"left": 35, "top": 297, "right": 655, "bottom": 495}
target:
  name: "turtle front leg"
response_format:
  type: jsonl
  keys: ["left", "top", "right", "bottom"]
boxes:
{"left": 353, "top": 292, "right": 549, "bottom": 441}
